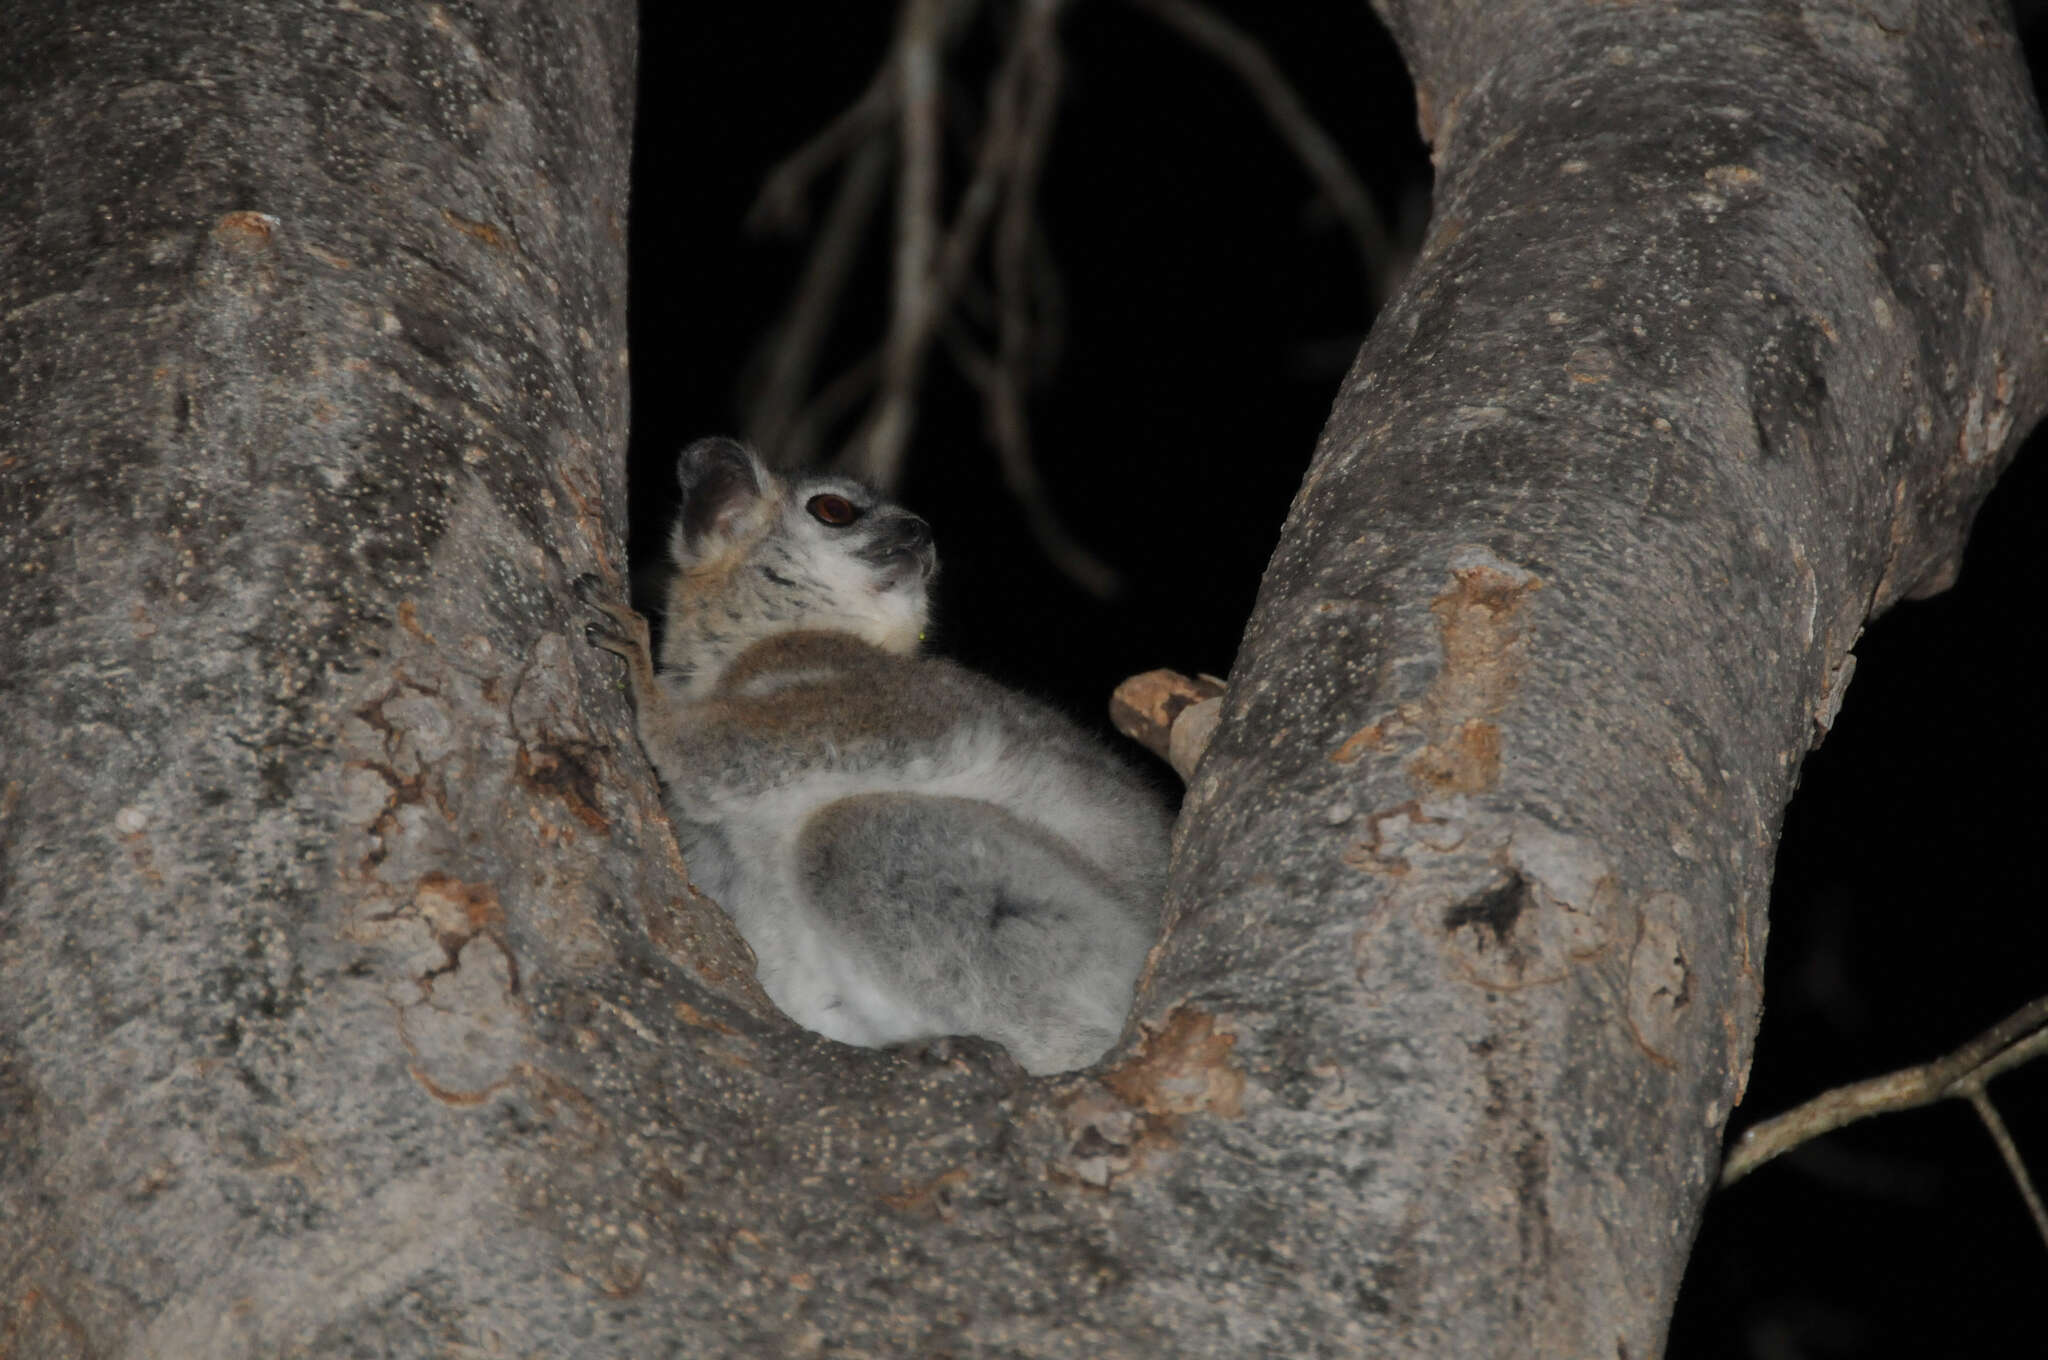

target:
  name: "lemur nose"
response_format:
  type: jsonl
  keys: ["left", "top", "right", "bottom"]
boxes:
{"left": 889, "top": 515, "right": 933, "bottom": 553}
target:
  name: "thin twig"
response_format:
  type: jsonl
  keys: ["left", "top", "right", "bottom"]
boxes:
{"left": 1127, "top": 0, "right": 1396, "bottom": 307}
{"left": 1721, "top": 995, "right": 2048, "bottom": 1187}
{"left": 743, "top": 138, "right": 892, "bottom": 467}
{"left": 772, "top": 354, "right": 882, "bottom": 474}
{"left": 924, "top": 22, "right": 1039, "bottom": 332}
{"left": 857, "top": 0, "right": 948, "bottom": 492}
{"left": 979, "top": 0, "right": 1120, "bottom": 599}
{"left": 746, "top": 67, "right": 897, "bottom": 234}
{"left": 844, "top": 0, "right": 1044, "bottom": 488}
{"left": 1963, "top": 1085, "right": 2048, "bottom": 1254}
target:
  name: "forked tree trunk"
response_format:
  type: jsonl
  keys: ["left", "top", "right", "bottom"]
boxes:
{"left": 4, "top": 1, "right": 2044, "bottom": 1356}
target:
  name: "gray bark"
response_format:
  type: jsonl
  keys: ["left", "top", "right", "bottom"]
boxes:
{"left": 3, "top": 3, "right": 2044, "bottom": 1359}
{"left": 1, "top": 0, "right": 660, "bottom": 1353}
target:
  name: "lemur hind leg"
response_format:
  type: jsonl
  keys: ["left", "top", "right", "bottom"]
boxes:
{"left": 794, "top": 792, "right": 1151, "bottom": 1075}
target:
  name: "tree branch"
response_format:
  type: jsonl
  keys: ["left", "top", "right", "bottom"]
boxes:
{"left": 1721, "top": 996, "right": 2048, "bottom": 1215}
{"left": 1965, "top": 1086, "right": 2048, "bottom": 1254}
{"left": 1110, "top": 670, "right": 1227, "bottom": 780}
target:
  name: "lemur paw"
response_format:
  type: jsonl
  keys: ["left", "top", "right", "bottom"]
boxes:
{"left": 573, "top": 574, "right": 650, "bottom": 661}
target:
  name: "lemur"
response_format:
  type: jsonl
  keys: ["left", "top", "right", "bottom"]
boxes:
{"left": 579, "top": 438, "right": 1170, "bottom": 1074}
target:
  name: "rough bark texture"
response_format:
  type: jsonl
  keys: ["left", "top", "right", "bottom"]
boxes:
{"left": 0, "top": 0, "right": 672, "bottom": 1353}
{"left": 4, "top": 2, "right": 2045, "bottom": 1359}
{"left": 1163, "top": 0, "right": 2048, "bottom": 1351}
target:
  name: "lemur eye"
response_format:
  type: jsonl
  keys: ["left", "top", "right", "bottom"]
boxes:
{"left": 807, "top": 494, "right": 861, "bottom": 527}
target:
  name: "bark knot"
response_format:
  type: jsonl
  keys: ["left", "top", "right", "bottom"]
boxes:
{"left": 213, "top": 210, "right": 278, "bottom": 248}
{"left": 1439, "top": 828, "right": 1618, "bottom": 988}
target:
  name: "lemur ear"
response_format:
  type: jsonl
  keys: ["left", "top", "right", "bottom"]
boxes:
{"left": 673, "top": 437, "right": 769, "bottom": 561}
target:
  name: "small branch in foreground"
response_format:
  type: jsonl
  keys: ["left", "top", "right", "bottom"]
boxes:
{"left": 1721, "top": 995, "right": 2048, "bottom": 1251}
{"left": 1111, "top": 670, "right": 1226, "bottom": 781}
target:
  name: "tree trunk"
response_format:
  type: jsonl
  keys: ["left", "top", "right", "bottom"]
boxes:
{"left": 4, "top": 3, "right": 2044, "bottom": 1358}
{"left": 0, "top": 0, "right": 668, "bottom": 1353}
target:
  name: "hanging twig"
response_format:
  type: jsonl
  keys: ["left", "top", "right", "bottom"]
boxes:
{"left": 1721, "top": 995, "right": 2048, "bottom": 1252}
{"left": 769, "top": 353, "right": 882, "bottom": 476}
{"left": 979, "top": 0, "right": 1121, "bottom": 599}
{"left": 741, "top": 0, "right": 1203, "bottom": 593}
{"left": 1126, "top": 0, "right": 1397, "bottom": 307}
{"left": 1963, "top": 1086, "right": 2048, "bottom": 1253}
{"left": 843, "top": 0, "right": 1059, "bottom": 488}
{"left": 743, "top": 138, "right": 892, "bottom": 467}
{"left": 746, "top": 67, "right": 897, "bottom": 235}
{"left": 854, "top": 0, "right": 949, "bottom": 491}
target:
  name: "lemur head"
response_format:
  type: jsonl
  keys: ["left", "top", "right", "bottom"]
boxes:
{"left": 660, "top": 438, "right": 936, "bottom": 693}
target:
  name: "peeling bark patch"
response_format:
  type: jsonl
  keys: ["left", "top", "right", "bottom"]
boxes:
{"left": 1704, "top": 163, "right": 1760, "bottom": 192}
{"left": 393, "top": 875, "right": 526, "bottom": 1104}
{"left": 1055, "top": 1009, "right": 1245, "bottom": 1191}
{"left": 1330, "top": 716, "right": 1391, "bottom": 764}
{"left": 396, "top": 598, "right": 435, "bottom": 644}
{"left": 1625, "top": 893, "right": 1694, "bottom": 1066}
{"left": 514, "top": 740, "right": 609, "bottom": 834}
{"left": 413, "top": 871, "right": 512, "bottom": 982}
{"left": 347, "top": 676, "right": 460, "bottom": 866}
{"left": 213, "top": 209, "right": 277, "bottom": 247}
{"left": 1409, "top": 719, "right": 1501, "bottom": 793}
{"left": 1102, "top": 1007, "right": 1246, "bottom": 1120}
{"left": 1406, "top": 554, "right": 1542, "bottom": 795}
{"left": 1342, "top": 800, "right": 1464, "bottom": 875}
{"left": 443, "top": 209, "right": 511, "bottom": 251}
{"left": 1053, "top": 1090, "right": 1153, "bottom": 1191}
{"left": 350, "top": 760, "right": 438, "bottom": 870}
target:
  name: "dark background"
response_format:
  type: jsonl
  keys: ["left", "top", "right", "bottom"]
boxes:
{"left": 630, "top": 6, "right": 2048, "bottom": 1354}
